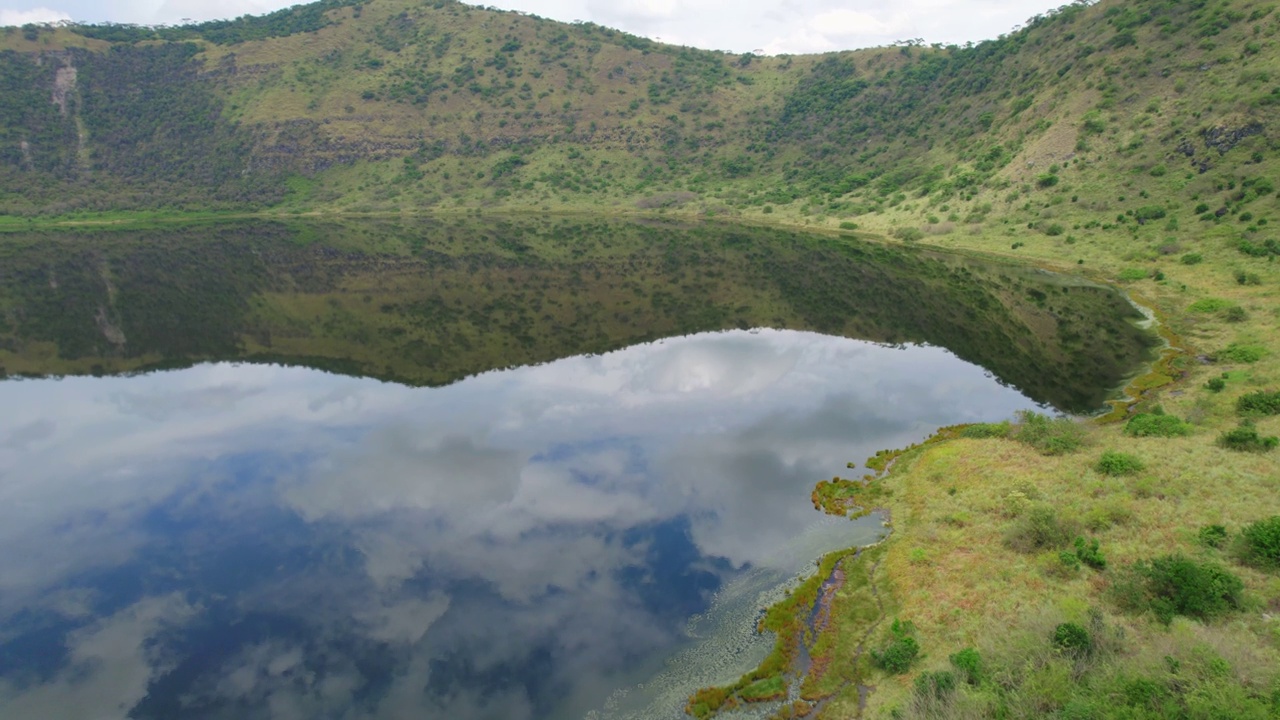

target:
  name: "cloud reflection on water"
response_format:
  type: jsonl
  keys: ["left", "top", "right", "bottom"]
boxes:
{"left": 0, "top": 329, "right": 1037, "bottom": 719}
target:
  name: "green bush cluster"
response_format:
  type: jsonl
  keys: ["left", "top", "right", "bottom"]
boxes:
{"left": 1216, "top": 343, "right": 1266, "bottom": 363}
{"left": 1052, "top": 622, "right": 1093, "bottom": 655}
{"left": 872, "top": 618, "right": 920, "bottom": 674}
{"left": 1074, "top": 536, "right": 1107, "bottom": 569}
{"left": 1111, "top": 554, "right": 1244, "bottom": 624}
{"left": 1123, "top": 411, "right": 1192, "bottom": 437}
{"left": 913, "top": 670, "right": 957, "bottom": 700}
{"left": 1236, "top": 390, "right": 1280, "bottom": 416}
{"left": 1237, "top": 516, "right": 1280, "bottom": 570}
{"left": 949, "top": 648, "right": 983, "bottom": 685}
{"left": 1217, "top": 422, "right": 1279, "bottom": 452}
{"left": 959, "top": 421, "right": 1012, "bottom": 438}
{"left": 1197, "top": 524, "right": 1228, "bottom": 548}
{"left": 1204, "top": 376, "right": 1226, "bottom": 393}
{"left": 1095, "top": 450, "right": 1144, "bottom": 476}
{"left": 1006, "top": 506, "right": 1076, "bottom": 553}
{"left": 1014, "top": 411, "right": 1085, "bottom": 455}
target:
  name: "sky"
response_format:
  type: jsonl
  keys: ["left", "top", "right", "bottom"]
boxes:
{"left": 2, "top": 0, "right": 1066, "bottom": 54}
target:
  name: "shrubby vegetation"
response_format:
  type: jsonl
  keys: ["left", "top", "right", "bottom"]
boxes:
{"left": 1217, "top": 422, "right": 1279, "bottom": 452}
{"left": 1095, "top": 450, "right": 1143, "bottom": 475}
{"left": 1110, "top": 554, "right": 1244, "bottom": 624}
{"left": 872, "top": 619, "right": 921, "bottom": 674}
{"left": 1236, "top": 516, "right": 1280, "bottom": 570}
{"left": 1124, "top": 411, "right": 1192, "bottom": 437}
{"left": 1013, "top": 411, "right": 1085, "bottom": 455}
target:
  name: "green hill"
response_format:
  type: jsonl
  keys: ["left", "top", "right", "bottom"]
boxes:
{"left": 1, "top": 0, "right": 1274, "bottom": 228}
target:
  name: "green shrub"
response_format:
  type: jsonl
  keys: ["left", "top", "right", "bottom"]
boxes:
{"left": 1014, "top": 411, "right": 1085, "bottom": 455}
{"left": 1007, "top": 506, "right": 1077, "bottom": 553}
{"left": 739, "top": 676, "right": 786, "bottom": 701}
{"left": 1205, "top": 376, "right": 1226, "bottom": 392}
{"left": 1052, "top": 622, "right": 1093, "bottom": 655}
{"left": 1046, "top": 223, "right": 1066, "bottom": 236}
{"left": 959, "top": 421, "right": 1012, "bottom": 439}
{"left": 1223, "top": 306, "right": 1248, "bottom": 323}
{"left": 1118, "top": 268, "right": 1148, "bottom": 281}
{"left": 913, "top": 670, "right": 957, "bottom": 700}
{"left": 1197, "top": 524, "right": 1228, "bottom": 548}
{"left": 1237, "top": 516, "right": 1280, "bottom": 569}
{"left": 1095, "top": 450, "right": 1144, "bottom": 476}
{"left": 1180, "top": 252, "right": 1204, "bottom": 265}
{"left": 1037, "top": 173, "right": 1060, "bottom": 188}
{"left": 1074, "top": 536, "right": 1107, "bottom": 569}
{"left": 893, "top": 227, "right": 925, "bottom": 242}
{"left": 1234, "top": 270, "right": 1262, "bottom": 286}
{"left": 1124, "top": 412, "right": 1192, "bottom": 437}
{"left": 872, "top": 619, "right": 920, "bottom": 674}
{"left": 1216, "top": 343, "right": 1266, "bottom": 363}
{"left": 1112, "top": 554, "right": 1244, "bottom": 624}
{"left": 1187, "top": 297, "right": 1233, "bottom": 313}
{"left": 949, "top": 648, "right": 983, "bottom": 684}
{"left": 1218, "top": 422, "right": 1279, "bottom": 452}
{"left": 1236, "top": 390, "right": 1280, "bottom": 415}
{"left": 1048, "top": 550, "right": 1082, "bottom": 578}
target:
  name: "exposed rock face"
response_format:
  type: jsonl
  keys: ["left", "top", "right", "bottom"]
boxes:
{"left": 52, "top": 59, "right": 77, "bottom": 116}
{"left": 1201, "top": 122, "right": 1264, "bottom": 155}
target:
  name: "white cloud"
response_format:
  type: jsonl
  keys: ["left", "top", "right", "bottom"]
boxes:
{"left": 0, "top": 595, "right": 196, "bottom": 720}
{"left": 586, "top": 0, "right": 679, "bottom": 22}
{"left": 0, "top": 7, "right": 71, "bottom": 25}
{"left": 812, "top": 8, "right": 910, "bottom": 38}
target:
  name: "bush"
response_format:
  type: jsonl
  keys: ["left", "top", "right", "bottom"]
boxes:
{"left": 1204, "top": 376, "right": 1226, "bottom": 393}
{"left": 1187, "top": 297, "right": 1234, "bottom": 313}
{"left": 839, "top": 221, "right": 859, "bottom": 230}
{"left": 1007, "top": 506, "right": 1077, "bottom": 553}
{"left": 1223, "top": 306, "right": 1248, "bottom": 323}
{"left": 959, "top": 421, "right": 1012, "bottom": 438}
{"left": 1216, "top": 343, "right": 1266, "bottom": 363}
{"left": 1180, "top": 252, "right": 1203, "bottom": 265}
{"left": 1118, "top": 268, "right": 1148, "bottom": 281}
{"left": 893, "top": 227, "right": 925, "bottom": 242}
{"left": 1052, "top": 622, "right": 1093, "bottom": 655}
{"left": 1237, "top": 516, "right": 1280, "bottom": 569}
{"left": 1095, "top": 450, "right": 1144, "bottom": 476}
{"left": 949, "top": 648, "right": 983, "bottom": 684}
{"left": 1014, "top": 411, "right": 1085, "bottom": 455}
{"left": 1197, "top": 524, "right": 1228, "bottom": 548}
{"left": 872, "top": 619, "right": 920, "bottom": 674}
{"left": 913, "top": 670, "right": 957, "bottom": 700}
{"left": 1236, "top": 390, "right": 1280, "bottom": 416}
{"left": 1124, "top": 412, "right": 1192, "bottom": 437}
{"left": 1218, "top": 422, "right": 1279, "bottom": 452}
{"left": 1112, "top": 554, "right": 1244, "bottom": 624}
{"left": 1074, "top": 536, "right": 1107, "bottom": 569}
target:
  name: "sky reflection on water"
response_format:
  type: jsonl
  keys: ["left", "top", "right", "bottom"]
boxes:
{"left": 0, "top": 329, "right": 1038, "bottom": 719}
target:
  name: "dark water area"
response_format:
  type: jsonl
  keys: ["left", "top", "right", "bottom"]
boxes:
{"left": 0, "top": 219, "right": 1155, "bottom": 719}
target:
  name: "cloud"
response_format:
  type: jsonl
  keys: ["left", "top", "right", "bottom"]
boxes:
{"left": 586, "top": 0, "right": 680, "bottom": 22}
{"left": 812, "top": 8, "right": 911, "bottom": 37}
{"left": 0, "top": 595, "right": 196, "bottom": 720}
{"left": 0, "top": 8, "right": 71, "bottom": 26}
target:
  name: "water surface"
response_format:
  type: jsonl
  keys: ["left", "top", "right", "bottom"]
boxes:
{"left": 0, "top": 220, "right": 1155, "bottom": 719}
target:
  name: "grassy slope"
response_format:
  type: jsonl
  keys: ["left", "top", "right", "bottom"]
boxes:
{"left": 3, "top": 0, "right": 1280, "bottom": 716}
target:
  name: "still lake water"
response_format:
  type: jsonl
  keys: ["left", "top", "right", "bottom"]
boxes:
{"left": 0, "top": 220, "right": 1155, "bottom": 719}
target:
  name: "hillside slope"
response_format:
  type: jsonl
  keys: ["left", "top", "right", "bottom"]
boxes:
{"left": 1, "top": 0, "right": 1274, "bottom": 227}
